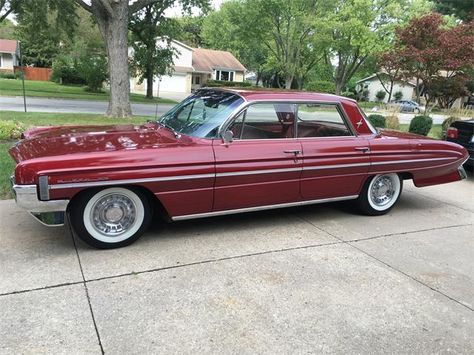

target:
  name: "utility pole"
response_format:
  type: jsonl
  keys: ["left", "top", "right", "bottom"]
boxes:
{"left": 18, "top": 41, "right": 27, "bottom": 112}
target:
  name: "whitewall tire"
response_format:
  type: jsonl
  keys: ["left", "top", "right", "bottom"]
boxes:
{"left": 70, "top": 187, "right": 152, "bottom": 249}
{"left": 356, "top": 173, "right": 403, "bottom": 216}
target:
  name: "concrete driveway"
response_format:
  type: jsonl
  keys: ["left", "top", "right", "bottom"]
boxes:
{"left": 1, "top": 178, "right": 473, "bottom": 354}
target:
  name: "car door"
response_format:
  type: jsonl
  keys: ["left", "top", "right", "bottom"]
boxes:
{"left": 212, "top": 102, "right": 303, "bottom": 211}
{"left": 297, "top": 102, "right": 370, "bottom": 200}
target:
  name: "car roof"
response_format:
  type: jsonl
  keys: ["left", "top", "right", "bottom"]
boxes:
{"left": 203, "top": 87, "right": 356, "bottom": 104}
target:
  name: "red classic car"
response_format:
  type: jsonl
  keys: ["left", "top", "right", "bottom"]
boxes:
{"left": 9, "top": 88, "right": 468, "bottom": 248}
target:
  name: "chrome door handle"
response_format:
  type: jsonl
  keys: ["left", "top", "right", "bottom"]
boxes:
{"left": 354, "top": 147, "right": 370, "bottom": 153}
{"left": 283, "top": 150, "right": 301, "bottom": 155}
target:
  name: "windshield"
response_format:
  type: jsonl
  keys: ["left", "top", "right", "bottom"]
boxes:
{"left": 158, "top": 89, "right": 244, "bottom": 138}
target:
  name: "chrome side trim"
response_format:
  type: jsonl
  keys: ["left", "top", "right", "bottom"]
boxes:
{"left": 371, "top": 157, "right": 455, "bottom": 165}
{"left": 303, "top": 162, "right": 370, "bottom": 171}
{"left": 48, "top": 157, "right": 459, "bottom": 190}
{"left": 38, "top": 175, "right": 49, "bottom": 200}
{"left": 171, "top": 195, "right": 359, "bottom": 221}
{"left": 217, "top": 167, "right": 301, "bottom": 177}
{"left": 49, "top": 173, "right": 215, "bottom": 190}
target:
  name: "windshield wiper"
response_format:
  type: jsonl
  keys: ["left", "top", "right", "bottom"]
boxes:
{"left": 156, "top": 121, "right": 181, "bottom": 138}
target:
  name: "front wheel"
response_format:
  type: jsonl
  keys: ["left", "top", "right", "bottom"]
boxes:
{"left": 356, "top": 173, "right": 403, "bottom": 216}
{"left": 69, "top": 187, "right": 152, "bottom": 249}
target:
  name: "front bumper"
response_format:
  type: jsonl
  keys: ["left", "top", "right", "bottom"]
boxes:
{"left": 11, "top": 178, "right": 69, "bottom": 226}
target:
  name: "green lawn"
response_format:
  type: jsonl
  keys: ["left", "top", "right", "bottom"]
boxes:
{"left": 0, "top": 112, "right": 444, "bottom": 200}
{"left": 0, "top": 78, "right": 177, "bottom": 104}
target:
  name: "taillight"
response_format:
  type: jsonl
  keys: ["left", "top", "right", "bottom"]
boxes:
{"left": 447, "top": 127, "right": 458, "bottom": 139}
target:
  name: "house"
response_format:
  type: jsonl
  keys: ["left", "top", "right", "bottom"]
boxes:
{"left": 356, "top": 73, "right": 416, "bottom": 102}
{"left": 130, "top": 39, "right": 246, "bottom": 98}
{"left": 0, "top": 39, "right": 18, "bottom": 73}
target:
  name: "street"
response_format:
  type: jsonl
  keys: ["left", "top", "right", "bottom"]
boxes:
{"left": 1, "top": 178, "right": 473, "bottom": 353}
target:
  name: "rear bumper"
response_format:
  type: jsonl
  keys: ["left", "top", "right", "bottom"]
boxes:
{"left": 11, "top": 178, "right": 69, "bottom": 226}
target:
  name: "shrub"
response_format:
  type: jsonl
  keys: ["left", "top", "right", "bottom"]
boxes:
{"left": 51, "top": 56, "right": 85, "bottom": 85}
{"left": 441, "top": 116, "right": 459, "bottom": 138}
{"left": 341, "top": 91, "right": 356, "bottom": 99}
{"left": 76, "top": 53, "right": 108, "bottom": 92}
{"left": 304, "top": 80, "right": 335, "bottom": 93}
{"left": 206, "top": 79, "right": 252, "bottom": 88}
{"left": 0, "top": 120, "right": 26, "bottom": 140}
{"left": 375, "top": 90, "right": 386, "bottom": 102}
{"left": 368, "top": 114, "right": 386, "bottom": 128}
{"left": 409, "top": 115, "right": 433, "bottom": 136}
{"left": 359, "top": 89, "right": 369, "bottom": 102}
{"left": 394, "top": 91, "right": 403, "bottom": 100}
{"left": 0, "top": 71, "right": 21, "bottom": 79}
{"left": 385, "top": 115, "right": 400, "bottom": 130}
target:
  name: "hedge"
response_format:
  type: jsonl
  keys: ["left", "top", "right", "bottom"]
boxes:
{"left": 368, "top": 114, "right": 386, "bottom": 128}
{"left": 409, "top": 115, "right": 433, "bottom": 136}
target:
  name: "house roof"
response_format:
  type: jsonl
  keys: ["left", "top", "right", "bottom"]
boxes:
{"left": 192, "top": 48, "right": 246, "bottom": 73}
{"left": 356, "top": 73, "right": 416, "bottom": 87}
{"left": 0, "top": 39, "right": 17, "bottom": 53}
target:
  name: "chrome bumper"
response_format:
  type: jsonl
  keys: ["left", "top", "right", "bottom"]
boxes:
{"left": 458, "top": 165, "right": 467, "bottom": 180}
{"left": 11, "top": 179, "right": 69, "bottom": 226}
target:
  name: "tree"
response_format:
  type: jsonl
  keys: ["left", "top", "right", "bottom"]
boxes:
{"left": 14, "top": 0, "right": 77, "bottom": 67}
{"left": 129, "top": 5, "right": 181, "bottom": 99}
{"left": 376, "top": 51, "right": 404, "bottom": 102}
{"left": 0, "top": 17, "right": 15, "bottom": 39}
{"left": 176, "top": 15, "right": 205, "bottom": 47}
{"left": 201, "top": 0, "right": 269, "bottom": 86}
{"left": 0, "top": 0, "right": 21, "bottom": 22}
{"left": 395, "top": 13, "right": 474, "bottom": 108}
{"left": 75, "top": 0, "right": 209, "bottom": 118}
{"left": 435, "top": 0, "right": 473, "bottom": 22}
{"left": 321, "top": 0, "right": 432, "bottom": 94}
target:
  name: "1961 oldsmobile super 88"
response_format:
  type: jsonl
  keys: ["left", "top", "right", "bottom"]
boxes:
{"left": 10, "top": 88, "right": 468, "bottom": 248}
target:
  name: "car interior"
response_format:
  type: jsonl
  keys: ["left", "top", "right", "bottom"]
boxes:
{"left": 229, "top": 103, "right": 351, "bottom": 139}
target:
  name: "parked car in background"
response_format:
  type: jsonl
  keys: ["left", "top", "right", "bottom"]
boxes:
{"left": 446, "top": 119, "right": 474, "bottom": 169}
{"left": 389, "top": 100, "right": 426, "bottom": 113}
{"left": 9, "top": 88, "right": 468, "bottom": 249}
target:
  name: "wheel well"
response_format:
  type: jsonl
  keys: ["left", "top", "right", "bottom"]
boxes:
{"left": 67, "top": 185, "right": 170, "bottom": 220}
{"left": 398, "top": 172, "right": 413, "bottom": 181}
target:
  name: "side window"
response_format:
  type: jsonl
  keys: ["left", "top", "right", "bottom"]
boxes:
{"left": 228, "top": 103, "right": 296, "bottom": 140}
{"left": 297, "top": 103, "right": 351, "bottom": 138}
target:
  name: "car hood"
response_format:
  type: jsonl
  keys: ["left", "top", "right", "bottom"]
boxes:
{"left": 9, "top": 122, "right": 182, "bottom": 163}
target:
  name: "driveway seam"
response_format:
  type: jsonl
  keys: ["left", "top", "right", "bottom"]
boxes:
{"left": 70, "top": 225, "right": 105, "bottom": 355}
{"left": 0, "top": 240, "right": 342, "bottom": 297}
{"left": 298, "top": 215, "right": 474, "bottom": 312}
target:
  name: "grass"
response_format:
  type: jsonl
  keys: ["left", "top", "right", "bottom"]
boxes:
{"left": 0, "top": 111, "right": 444, "bottom": 200}
{"left": 0, "top": 78, "right": 177, "bottom": 104}
{"left": 0, "top": 141, "right": 15, "bottom": 199}
{"left": 399, "top": 124, "right": 442, "bottom": 139}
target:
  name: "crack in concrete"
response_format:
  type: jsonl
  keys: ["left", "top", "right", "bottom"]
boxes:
{"left": 69, "top": 223, "right": 105, "bottom": 355}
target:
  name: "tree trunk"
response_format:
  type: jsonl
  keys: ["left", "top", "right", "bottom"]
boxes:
{"left": 146, "top": 70, "right": 154, "bottom": 99}
{"left": 93, "top": 1, "right": 132, "bottom": 118}
{"left": 285, "top": 75, "right": 293, "bottom": 89}
{"left": 388, "top": 80, "right": 394, "bottom": 102}
{"left": 335, "top": 81, "right": 344, "bottom": 95}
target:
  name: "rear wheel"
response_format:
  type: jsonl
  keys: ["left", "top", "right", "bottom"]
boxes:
{"left": 356, "top": 173, "right": 402, "bottom": 216}
{"left": 69, "top": 187, "right": 152, "bottom": 249}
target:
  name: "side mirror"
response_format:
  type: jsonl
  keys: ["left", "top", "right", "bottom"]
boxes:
{"left": 222, "top": 130, "right": 234, "bottom": 144}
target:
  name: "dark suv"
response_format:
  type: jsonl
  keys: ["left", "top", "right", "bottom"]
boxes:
{"left": 446, "top": 119, "right": 474, "bottom": 169}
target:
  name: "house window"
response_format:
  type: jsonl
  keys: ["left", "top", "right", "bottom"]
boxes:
{"left": 0, "top": 54, "right": 3, "bottom": 68}
{"left": 192, "top": 75, "right": 201, "bottom": 85}
{"left": 215, "top": 70, "right": 235, "bottom": 82}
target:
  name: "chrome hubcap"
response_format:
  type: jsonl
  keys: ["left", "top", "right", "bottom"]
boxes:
{"left": 370, "top": 175, "right": 395, "bottom": 207}
{"left": 90, "top": 194, "right": 136, "bottom": 236}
